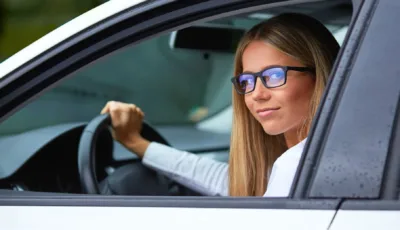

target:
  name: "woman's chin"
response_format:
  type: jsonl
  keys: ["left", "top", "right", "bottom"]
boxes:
{"left": 261, "top": 125, "right": 284, "bottom": 136}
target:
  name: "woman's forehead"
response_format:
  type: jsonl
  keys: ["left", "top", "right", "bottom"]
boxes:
{"left": 241, "top": 41, "right": 302, "bottom": 73}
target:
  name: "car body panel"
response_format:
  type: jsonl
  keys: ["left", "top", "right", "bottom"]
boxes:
{"left": 0, "top": 206, "right": 337, "bottom": 230}
{"left": 0, "top": 195, "right": 340, "bottom": 230}
{"left": 331, "top": 201, "right": 400, "bottom": 229}
{"left": 330, "top": 211, "right": 400, "bottom": 230}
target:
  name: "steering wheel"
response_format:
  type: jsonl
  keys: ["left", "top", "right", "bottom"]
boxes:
{"left": 77, "top": 113, "right": 171, "bottom": 194}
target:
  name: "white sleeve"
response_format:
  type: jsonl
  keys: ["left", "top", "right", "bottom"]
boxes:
{"left": 141, "top": 142, "right": 229, "bottom": 196}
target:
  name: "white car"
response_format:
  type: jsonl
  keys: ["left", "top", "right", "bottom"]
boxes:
{"left": 0, "top": 0, "right": 399, "bottom": 229}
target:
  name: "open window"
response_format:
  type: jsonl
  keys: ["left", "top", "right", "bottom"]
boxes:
{"left": 0, "top": 0, "right": 353, "bottom": 200}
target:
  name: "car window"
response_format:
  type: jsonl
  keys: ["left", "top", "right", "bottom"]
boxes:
{"left": 0, "top": 0, "right": 356, "bottom": 201}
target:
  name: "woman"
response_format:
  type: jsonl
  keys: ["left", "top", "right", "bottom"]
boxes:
{"left": 100, "top": 13, "right": 340, "bottom": 197}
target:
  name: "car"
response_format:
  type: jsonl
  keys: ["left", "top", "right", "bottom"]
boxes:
{"left": 0, "top": 0, "right": 399, "bottom": 229}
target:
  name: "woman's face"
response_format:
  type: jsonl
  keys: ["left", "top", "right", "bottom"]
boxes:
{"left": 242, "top": 41, "right": 315, "bottom": 137}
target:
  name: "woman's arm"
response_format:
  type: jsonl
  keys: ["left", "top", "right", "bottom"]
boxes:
{"left": 141, "top": 142, "right": 229, "bottom": 196}
{"left": 126, "top": 137, "right": 229, "bottom": 196}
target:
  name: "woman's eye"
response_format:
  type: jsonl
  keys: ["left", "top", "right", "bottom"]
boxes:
{"left": 239, "top": 76, "right": 254, "bottom": 85}
{"left": 270, "top": 72, "right": 284, "bottom": 79}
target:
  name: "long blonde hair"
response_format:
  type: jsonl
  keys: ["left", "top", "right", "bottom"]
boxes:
{"left": 229, "top": 13, "right": 340, "bottom": 196}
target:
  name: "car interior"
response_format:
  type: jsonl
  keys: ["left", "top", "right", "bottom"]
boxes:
{"left": 0, "top": 0, "right": 353, "bottom": 196}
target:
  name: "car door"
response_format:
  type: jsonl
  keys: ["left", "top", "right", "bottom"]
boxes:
{"left": 0, "top": 0, "right": 370, "bottom": 229}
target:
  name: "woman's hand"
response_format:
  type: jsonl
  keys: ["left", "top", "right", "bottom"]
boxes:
{"left": 100, "top": 101, "right": 150, "bottom": 158}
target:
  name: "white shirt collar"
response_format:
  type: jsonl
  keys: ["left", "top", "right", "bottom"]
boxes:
{"left": 263, "top": 138, "right": 307, "bottom": 197}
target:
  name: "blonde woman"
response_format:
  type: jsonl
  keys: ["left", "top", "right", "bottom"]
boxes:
{"left": 100, "top": 13, "right": 340, "bottom": 197}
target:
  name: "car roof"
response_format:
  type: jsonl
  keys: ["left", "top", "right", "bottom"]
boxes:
{"left": 0, "top": 0, "right": 146, "bottom": 79}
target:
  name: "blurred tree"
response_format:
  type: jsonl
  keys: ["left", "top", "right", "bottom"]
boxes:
{"left": 0, "top": 0, "right": 103, "bottom": 59}
{"left": 0, "top": 1, "right": 5, "bottom": 59}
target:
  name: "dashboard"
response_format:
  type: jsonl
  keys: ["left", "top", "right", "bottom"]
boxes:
{"left": 0, "top": 123, "right": 113, "bottom": 193}
{"left": 0, "top": 122, "right": 230, "bottom": 194}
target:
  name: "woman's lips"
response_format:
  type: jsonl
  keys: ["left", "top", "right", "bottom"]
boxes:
{"left": 256, "top": 108, "right": 279, "bottom": 118}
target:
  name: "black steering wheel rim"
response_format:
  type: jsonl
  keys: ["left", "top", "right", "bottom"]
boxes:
{"left": 77, "top": 113, "right": 170, "bottom": 194}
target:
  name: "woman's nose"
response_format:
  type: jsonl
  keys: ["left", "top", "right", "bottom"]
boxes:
{"left": 251, "top": 77, "right": 271, "bottom": 101}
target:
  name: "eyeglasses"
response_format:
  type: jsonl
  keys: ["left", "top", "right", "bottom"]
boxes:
{"left": 231, "top": 65, "right": 314, "bottom": 95}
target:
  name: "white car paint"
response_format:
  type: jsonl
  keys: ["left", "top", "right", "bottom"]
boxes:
{"left": 330, "top": 210, "right": 400, "bottom": 230}
{"left": 1, "top": 206, "right": 336, "bottom": 230}
{"left": 0, "top": 0, "right": 146, "bottom": 79}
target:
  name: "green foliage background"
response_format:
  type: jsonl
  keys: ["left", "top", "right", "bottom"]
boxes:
{"left": 0, "top": 0, "right": 103, "bottom": 59}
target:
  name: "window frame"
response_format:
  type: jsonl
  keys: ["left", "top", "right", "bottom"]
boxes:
{"left": 365, "top": 0, "right": 400, "bottom": 201}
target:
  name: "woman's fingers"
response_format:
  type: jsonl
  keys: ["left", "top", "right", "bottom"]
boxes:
{"left": 100, "top": 101, "right": 144, "bottom": 128}
{"left": 136, "top": 107, "right": 144, "bottom": 117}
{"left": 100, "top": 101, "right": 114, "bottom": 114}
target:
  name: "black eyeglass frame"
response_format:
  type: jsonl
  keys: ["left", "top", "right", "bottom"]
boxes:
{"left": 231, "top": 65, "right": 315, "bottom": 95}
